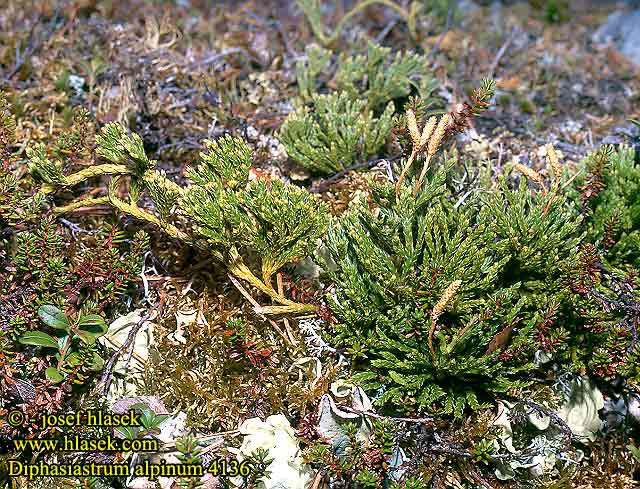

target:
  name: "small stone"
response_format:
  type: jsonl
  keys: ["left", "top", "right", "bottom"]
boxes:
{"left": 628, "top": 394, "right": 640, "bottom": 422}
{"left": 593, "top": 10, "right": 640, "bottom": 66}
{"left": 68, "top": 75, "right": 86, "bottom": 96}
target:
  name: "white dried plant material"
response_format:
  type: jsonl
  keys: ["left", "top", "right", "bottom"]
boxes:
{"left": 494, "top": 376, "right": 604, "bottom": 480}
{"left": 351, "top": 386, "right": 373, "bottom": 413}
{"left": 628, "top": 394, "right": 640, "bottom": 423}
{"left": 330, "top": 379, "right": 355, "bottom": 399}
{"left": 462, "top": 128, "right": 492, "bottom": 160}
{"left": 299, "top": 317, "right": 343, "bottom": 361}
{"left": 557, "top": 377, "right": 604, "bottom": 442}
{"left": 154, "top": 411, "right": 188, "bottom": 444}
{"left": 504, "top": 453, "right": 553, "bottom": 480}
{"left": 494, "top": 444, "right": 554, "bottom": 481}
{"left": 494, "top": 462, "right": 517, "bottom": 481}
{"left": 388, "top": 447, "right": 407, "bottom": 482}
{"left": 534, "top": 349, "right": 553, "bottom": 365}
{"left": 491, "top": 402, "right": 558, "bottom": 480}
{"left": 317, "top": 394, "right": 371, "bottom": 456}
{"left": 169, "top": 308, "right": 198, "bottom": 344}
{"left": 68, "top": 74, "right": 85, "bottom": 96}
{"left": 528, "top": 453, "right": 557, "bottom": 478}
{"left": 258, "top": 134, "right": 288, "bottom": 162}
{"left": 528, "top": 410, "right": 551, "bottom": 431}
{"left": 492, "top": 401, "right": 516, "bottom": 453}
{"left": 101, "top": 309, "right": 152, "bottom": 365}
{"left": 100, "top": 309, "right": 154, "bottom": 398}
{"left": 112, "top": 396, "right": 168, "bottom": 415}
{"left": 317, "top": 385, "right": 375, "bottom": 456}
{"left": 289, "top": 356, "right": 322, "bottom": 382}
{"left": 228, "top": 414, "right": 313, "bottom": 489}
{"left": 245, "top": 125, "right": 260, "bottom": 141}
{"left": 527, "top": 433, "right": 584, "bottom": 478}
{"left": 127, "top": 412, "right": 200, "bottom": 489}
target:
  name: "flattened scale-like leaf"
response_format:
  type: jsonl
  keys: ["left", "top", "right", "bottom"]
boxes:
{"left": 26, "top": 144, "right": 66, "bottom": 185}
{"left": 194, "top": 135, "right": 252, "bottom": 189}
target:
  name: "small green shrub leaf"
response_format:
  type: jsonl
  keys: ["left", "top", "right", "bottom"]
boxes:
{"left": 45, "top": 367, "right": 64, "bottom": 383}
{"left": 66, "top": 352, "right": 82, "bottom": 367}
{"left": 89, "top": 352, "right": 105, "bottom": 371}
{"left": 75, "top": 329, "right": 100, "bottom": 345}
{"left": 77, "top": 314, "right": 107, "bottom": 334}
{"left": 19, "top": 331, "right": 60, "bottom": 349}
{"left": 38, "top": 305, "right": 70, "bottom": 330}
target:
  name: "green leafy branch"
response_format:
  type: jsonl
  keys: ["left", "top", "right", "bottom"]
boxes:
{"left": 278, "top": 92, "right": 395, "bottom": 174}
{"left": 19, "top": 305, "right": 107, "bottom": 384}
{"left": 116, "top": 403, "right": 170, "bottom": 441}
{"left": 28, "top": 122, "right": 329, "bottom": 315}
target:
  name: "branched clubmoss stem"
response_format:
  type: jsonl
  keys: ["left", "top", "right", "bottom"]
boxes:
{"left": 46, "top": 166, "right": 316, "bottom": 316}
{"left": 229, "top": 248, "right": 316, "bottom": 315}
{"left": 394, "top": 148, "right": 418, "bottom": 195}
{"left": 54, "top": 196, "right": 111, "bottom": 214}
{"left": 40, "top": 164, "right": 131, "bottom": 195}
{"left": 395, "top": 151, "right": 436, "bottom": 199}
{"left": 413, "top": 154, "right": 434, "bottom": 197}
{"left": 108, "top": 194, "right": 191, "bottom": 242}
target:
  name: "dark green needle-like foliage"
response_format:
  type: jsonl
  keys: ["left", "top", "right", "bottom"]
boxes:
{"left": 570, "top": 145, "right": 640, "bottom": 272}
{"left": 279, "top": 92, "right": 395, "bottom": 174}
{"left": 320, "top": 142, "right": 633, "bottom": 417}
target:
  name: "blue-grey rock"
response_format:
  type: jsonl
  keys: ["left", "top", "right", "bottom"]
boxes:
{"left": 593, "top": 9, "right": 640, "bottom": 66}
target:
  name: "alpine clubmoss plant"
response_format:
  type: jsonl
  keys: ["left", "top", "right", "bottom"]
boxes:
{"left": 321, "top": 168, "right": 540, "bottom": 416}
{"left": 278, "top": 92, "right": 395, "bottom": 174}
{"left": 296, "top": 42, "right": 437, "bottom": 111}
{"left": 336, "top": 42, "right": 436, "bottom": 112}
{"left": 27, "top": 119, "right": 330, "bottom": 315}
{"left": 280, "top": 41, "right": 438, "bottom": 174}
{"left": 318, "top": 80, "right": 640, "bottom": 418}
{"left": 395, "top": 78, "right": 496, "bottom": 195}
